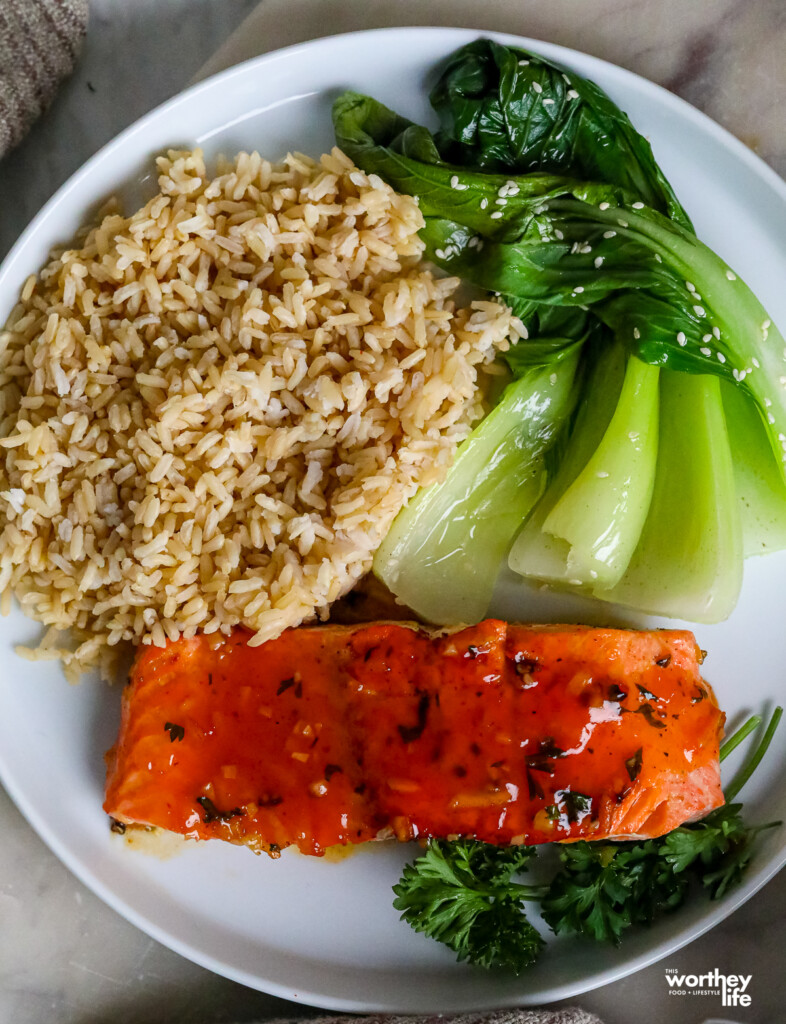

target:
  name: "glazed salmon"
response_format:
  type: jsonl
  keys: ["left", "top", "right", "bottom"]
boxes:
{"left": 104, "top": 621, "right": 725, "bottom": 856}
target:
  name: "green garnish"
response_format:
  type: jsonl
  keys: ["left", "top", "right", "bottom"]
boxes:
{"left": 392, "top": 708, "right": 782, "bottom": 966}
{"left": 163, "top": 721, "right": 185, "bottom": 742}
{"left": 392, "top": 839, "right": 546, "bottom": 972}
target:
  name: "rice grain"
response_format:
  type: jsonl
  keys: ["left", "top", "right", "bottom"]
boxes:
{"left": 0, "top": 147, "right": 521, "bottom": 680}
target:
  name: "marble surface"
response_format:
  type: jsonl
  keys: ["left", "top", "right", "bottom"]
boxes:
{"left": 1, "top": 1, "right": 785, "bottom": 1022}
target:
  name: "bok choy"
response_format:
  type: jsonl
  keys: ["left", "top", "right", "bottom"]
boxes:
{"left": 333, "top": 39, "right": 786, "bottom": 623}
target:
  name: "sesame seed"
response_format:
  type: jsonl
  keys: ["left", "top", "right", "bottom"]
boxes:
{"left": 543, "top": 98, "right": 555, "bottom": 105}
{"left": 555, "top": 229, "right": 564, "bottom": 240}
{"left": 770, "top": 414, "right": 777, "bottom": 424}
{"left": 599, "top": 202, "right": 610, "bottom": 210}
{"left": 632, "top": 202, "right": 645, "bottom": 209}
{"left": 596, "top": 471, "right": 609, "bottom": 478}
{"left": 518, "top": 59, "right": 530, "bottom": 66}
{"left": 713, "top": 326, "right": 721, "bottom": 339}
{"left": 498, "top": 185, "right": 509, "bottom": 197}
{"left": 628, "top": 431, "right": 640, "bottom": 442}
{"left": 633, "top": 327, "right": 641, "bottom": 339}
{"left": 693, "top": 305, "right": 706, "bottom": 316}
{"left": 496, "top": 198, "right": 508, "bottom": 206}
{"left": 574, "top": 286, "right": 584, "bottom": 293}
{"left": 677, "top": 331, "right": 686, "bottom": 345}
{"left": 506, "top": 183, "right": 520, "bottom": 195}
{"left": 752, "top": 358, "right": 760, "bottom": 368}
{"left": 550, "top": 373, "right": 558, "bottom": 385}
{"left": 490, "top": 211, "right": 503, "bottom": 220}
{"left": 594, "top": 257, "right": 604, "bottom": 268}
{"left": 532, "top": 81, "right": 543, "bottom": 93}
{"left": 726, "top": 270, "right": 736, "bottom": 281}
{"left": 480, "top": 198, "right": 488, "bottom": 210}
{"left": 618, "top": 219, "right": 629, "bottom": 227}
{"left": 763, "top": 319, "right": 772, "bottom": 330}
{"left": 700, "top": 347, "right": 712, "bottom": 356}
{"left": 435, "top": 249, "right": 446, "bottom": 260}
{"left": 567, "top": 89, "right": 579, "bottom": 99}
{"left": 686, "top": 281, "right": 696, "bottom": 292}
{"left": 701, "top": 334, "right": 711, "bottom": 343}
{"left": 450, "top": 175, "right": 460, "bottom": 189}
{"left": 654, "top": 253, "right": 662, "bottom": 262}
{"left": 717, "top": 352, "right": 726, "bottom": 363}
{"left": 603, "top": 230, "right": 616, "bottom": 239}
{"left": 765, "top": 398, "right": 773, "bottom": 407}
{"left": 468, "top": 236, "right": 479, "bottom": 248}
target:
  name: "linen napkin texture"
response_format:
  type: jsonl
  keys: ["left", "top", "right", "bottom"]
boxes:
{"left": 257, "top": 1011, "right": 604, "bottom": 1024}
{"left": 0, "top": 0, "right": 88, "bottom": 159}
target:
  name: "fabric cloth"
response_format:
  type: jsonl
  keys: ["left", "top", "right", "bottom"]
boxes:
{"left": 258, "top": 1011, "right": 605, "bottom": 1024}
{"left": 0, "top": 0, "right": 89, "bottom": 158}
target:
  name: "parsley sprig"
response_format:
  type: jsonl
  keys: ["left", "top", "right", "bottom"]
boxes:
{"left": 393, "top": 707, "right": 782, "bottom": 966}
{"left": 392, "top": 840, "right": 546, "bottom": 972}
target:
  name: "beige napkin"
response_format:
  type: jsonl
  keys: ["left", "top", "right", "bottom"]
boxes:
{"left": 0, "top": 0, "right": 88, "bottom": 158}
{"left": 260, "top": 1012, "right": 604, "bottom": 1024}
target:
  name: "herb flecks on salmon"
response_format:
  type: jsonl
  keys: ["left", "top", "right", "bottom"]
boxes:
{"left": 103, "top": 621, "right": 725, "bottom": 857}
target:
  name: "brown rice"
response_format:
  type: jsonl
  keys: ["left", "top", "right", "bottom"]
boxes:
{"left": 0, "top": 146, "right": 522, "bottom": 680}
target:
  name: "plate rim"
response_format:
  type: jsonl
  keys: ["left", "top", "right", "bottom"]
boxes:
{"left": 1, "top": 24, "right": 785, "bottom": 1012}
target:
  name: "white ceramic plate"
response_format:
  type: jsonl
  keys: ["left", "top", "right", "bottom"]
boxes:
{"left": 0, "top": 26, "right": 785, "bottom": 1013}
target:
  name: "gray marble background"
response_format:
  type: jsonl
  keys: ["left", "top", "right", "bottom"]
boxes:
{"left": 1, "top": 2, "right": 784, "bottom": 1022}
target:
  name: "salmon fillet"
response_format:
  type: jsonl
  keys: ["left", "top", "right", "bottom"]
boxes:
{"left": 104, "top": 620, "right": 725, "bottom": 856}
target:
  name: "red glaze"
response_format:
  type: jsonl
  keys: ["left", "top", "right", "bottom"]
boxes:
{"left": 104, "top": 621, "right": 725, "bottom": 856}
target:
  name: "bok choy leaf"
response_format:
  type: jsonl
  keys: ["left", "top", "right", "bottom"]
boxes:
{"left": 508, "top": 342, "right": 659, "bottom": 590}
{"left": 594, "top": 371, "right": 743, "bottom": 622}
{"left": 374, "top": 343, "right": 582, "bottom": 623}
{"left": 429, "top": 38, "right": 692, "bottom": 229}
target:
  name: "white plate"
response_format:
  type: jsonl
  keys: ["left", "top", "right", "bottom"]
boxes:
{"left": 1, "top": 26, "right": 785, "bottom": 1013}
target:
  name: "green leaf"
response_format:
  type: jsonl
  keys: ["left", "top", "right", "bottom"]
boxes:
{"left": 541, "top": 840, "right": 688, "bottom": 944}
{"left": 393, "top": 839, "right": 545, "bottom": 972}
{"left": 429, "top": 39, "right": 692, "bottom": 229}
